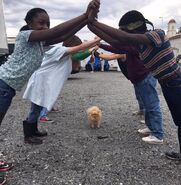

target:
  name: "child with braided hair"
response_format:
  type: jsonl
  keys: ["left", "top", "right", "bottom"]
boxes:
{"left": 0, "top": 1, "right": 99, "bottom": 182}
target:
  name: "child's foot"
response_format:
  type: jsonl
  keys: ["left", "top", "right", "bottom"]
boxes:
{"left": 24, "top": 137, "right": 43, "bottom": 145}
{"left": 132, "top": 111, "right": 144, "bottom": 116}
{"left": 39, "top": 117, "right": 54, "bottom": 123}
{"left": 165, "top": 151, "right": 181, "bottom": 161}
{"left": 142, "top": 135, "right": 163, "bottom": 144}
{"left": 0, "top": 172, "right": 6, "bottom": 185}
{"left": 0, "top": 161, "right": 13, "bottom": 172}
{"left": 138, "top": 128, "right": 151, "bottom": 135}
{"left": 140, "top": 119, "right": 146, "bottom": 124}
{"left": 50, "top": 107, "right": 60, "bottom": 113}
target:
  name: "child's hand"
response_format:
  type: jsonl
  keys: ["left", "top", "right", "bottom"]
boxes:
{"left": 94, "top": 36, "right": 101, "bottom": 40}
{"left": 88, "top": 9, "right": 99, "bottom": 23}
{"left": 93, "top": 36, "right": 101, "bottom": 43}
{"left": 90, "top": 54, "right": 95, "bottom": 63}
{"left": 89, "top": 45, "right": 99, "bottom": 53}
{"left": 85, "top": 0, "right": 100, "bottom": 18}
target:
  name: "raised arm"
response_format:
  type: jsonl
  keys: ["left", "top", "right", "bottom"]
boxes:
{"left": 67, "top": 37, "right": 101, "bottom": 55}
{"left": 88, "top": 24, "right": 120, "bottom": 46}
{"left": 71, "top": 46, "right": 99, "bottom": 61}
{"left": 71, "top": 50, "right": 91, "bottom": 61}
{"left": 99, "top": 53, "right": 126, "bottom": 61}
{"left": 45, "top": 20, "right": 88, "bottom": 45}
{"left": 89, "top": 20, "right": 151, "bottom": 45}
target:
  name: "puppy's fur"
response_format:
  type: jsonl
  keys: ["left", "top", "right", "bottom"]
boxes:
{"left": 86, "top": 106, "right": 102, "bottom": 128}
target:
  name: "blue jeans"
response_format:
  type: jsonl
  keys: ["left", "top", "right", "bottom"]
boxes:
{"left": 133, "top": 85, "right": 145, "bottom": 113}
{"left": 39, "top": 107, "right": 49, "bottom": 118}
{"left": 26, "top": 103, "right": 43, "bottom": 123}
{"left": 0, "top": 79, "right": 16, "bottom": 113}
{"left": 160, "top": 71, "right": 181, "bottom": 126}
{"left": 134, "top": 74, "right": 163, "bottom": 139}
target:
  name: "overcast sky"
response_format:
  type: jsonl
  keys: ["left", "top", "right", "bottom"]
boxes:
{"left": 3, "top": 0, "right": 181, "bottom": 40}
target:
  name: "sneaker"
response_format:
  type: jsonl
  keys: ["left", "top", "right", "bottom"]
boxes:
{"left": 132, "top": 111, "right": 144, "bottom": 116}
{"left": 142, "top": 135, "right": 163, "bottom": 144}
{"left": 138, "top": 128, "right": 151, "bottom": 135}
{"left": 50, "top": 107, "right": 60, "bottom": 113}
{"left": 0, "top": 161, "right": 13, "bottom": 172}
{"left": 0, "top": 172, "right": 6, "bottom": 185}
{"left": 39, "top": 117, "right": 54, "bottom": 123}
{"left": 165, "top": 151, "right": 181, "bottom": 161}
{"left": 140, "top": 120, "right": 146, "bottom": 124}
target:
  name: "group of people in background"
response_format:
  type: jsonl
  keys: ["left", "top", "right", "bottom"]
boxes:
{"left": 85, "top": 52, "right": 110, "bottom": 72}
{"left": 0, "top": 0, "right": 181, "bottom": 184}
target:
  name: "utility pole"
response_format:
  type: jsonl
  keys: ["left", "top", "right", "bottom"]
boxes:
{"left": 159, "top": 16, "right": 163, "bottom": 29}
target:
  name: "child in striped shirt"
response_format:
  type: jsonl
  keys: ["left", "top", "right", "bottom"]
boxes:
{"left": 88, "top": 9, "right": 181, "bottom": 161}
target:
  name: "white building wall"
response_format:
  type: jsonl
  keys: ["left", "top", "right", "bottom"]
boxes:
{"left": 0, "top": 0, "right": 8, "bottom": 55}
{"left": 167, "top": 22, "right": 177, "bottom": 38}
{"left": 170, "top": 37, "right": 181, "bottom": 56}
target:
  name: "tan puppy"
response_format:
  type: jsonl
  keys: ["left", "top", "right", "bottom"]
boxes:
{"left": 86, "top": 106, "right": 102, "bottom": 128}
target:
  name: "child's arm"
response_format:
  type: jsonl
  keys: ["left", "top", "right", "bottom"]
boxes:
{"left": 99, "top": 44, "right": 120, "bottom": 54}
{"left": 71, "top": 50, "right": 91, "bottom": 61}
{"left": 29, "top": 0, "right": 100, "bottom": 42}
{"left": 45, "top": 20, "right": 88, "bottom": 45}
{"left": 88, "top": 21, "right": 151, "bottom": 45}
{"left": 98, "top": 53, "right": 126, "bottom": 61}
{"left": 67, "top": 37, "right": 101, "bottom": 55}
{"left": 71, "top": 46, "right": 98, "bottom": 60}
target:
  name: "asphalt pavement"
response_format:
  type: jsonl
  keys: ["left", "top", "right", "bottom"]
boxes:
{"left": 0, "top": 71, "right": 181, "bottom": 185}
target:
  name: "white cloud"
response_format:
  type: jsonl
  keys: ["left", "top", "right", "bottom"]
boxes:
{"left": 2, "top": 0, "right": 181, "bottom": 38}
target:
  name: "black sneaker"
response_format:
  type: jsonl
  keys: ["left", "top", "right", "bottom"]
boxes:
{"left": 165, "top": 151, "right": 181, "bottom": 161}
{"left": 0, "top": 172, "right": 6, "bottom": 185}
{"left": 24, "top": 137, "right": 43, "bottom": 145}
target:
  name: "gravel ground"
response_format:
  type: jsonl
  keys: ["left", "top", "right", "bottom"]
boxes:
{"left": 0, "top": 71, "right": 181, "bottom": 185}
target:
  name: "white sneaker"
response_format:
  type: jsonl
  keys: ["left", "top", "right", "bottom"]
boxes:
{"left": 132, "top": 111, "right": 144, "bottom": 116}
{"left": 142, "top": 135, "right": 163, "bottom": 144}
{"left": 140, "top": 120, "right": 145, "bottom": 124}
{"left": 138, "top": 128, "right": 151, "bottom": 135}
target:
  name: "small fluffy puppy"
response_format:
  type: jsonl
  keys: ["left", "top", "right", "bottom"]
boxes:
{"left": 86, "top": 106, "right": 102, "bottom": 128}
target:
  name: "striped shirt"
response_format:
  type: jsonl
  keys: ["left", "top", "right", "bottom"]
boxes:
{"left": 138, "top": 29, "right": 179, "bottom": 80}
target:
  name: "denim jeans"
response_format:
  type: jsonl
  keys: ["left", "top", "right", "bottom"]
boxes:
{"left": 133, "top": 85, "right": 145, "bottom": 113}
{"left": 160, "top": 71, "right": 181, "bottom": 127}
{"left": 134, "top": 74, "right": 163, "bottom": 139}
{"left": 39, "top": 107, "right": 49, "bottom": 118}
{"left": 0, "top": 79, "right": 16, "bottom": 113}
{"left": 26, "top": 103, "right": 43, "bottom": 123}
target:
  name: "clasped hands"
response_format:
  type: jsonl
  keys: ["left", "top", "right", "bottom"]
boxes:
{"left": 85, "top": 0, "right": 100, "bottom": 24}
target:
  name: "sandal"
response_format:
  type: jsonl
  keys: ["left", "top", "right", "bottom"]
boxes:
{"left": 0, "top": 161, "right": 13, "bottom": 172}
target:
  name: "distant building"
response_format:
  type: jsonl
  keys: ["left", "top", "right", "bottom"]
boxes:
{"left": 167, "top": 19, "right": 181, "bottom": 61}
{"left": 167, "top": 19, "right": 177, "bottom": 38}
